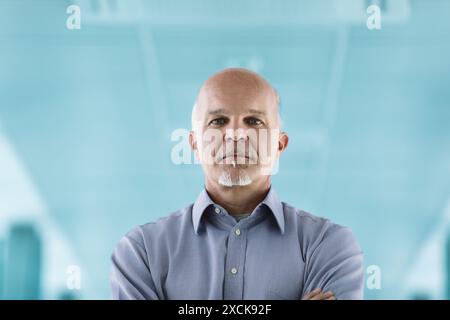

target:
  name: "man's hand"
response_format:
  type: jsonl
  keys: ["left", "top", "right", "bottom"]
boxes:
{"left": 302, "top": 288, "right": 336, "bottom": 300}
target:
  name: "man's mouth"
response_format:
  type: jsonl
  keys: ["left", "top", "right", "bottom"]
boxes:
{"left": 217, "top": 154, "right": 255, "bottom": 167}
{"left": 222, "top": 154, "right": 249, "bottom": 160}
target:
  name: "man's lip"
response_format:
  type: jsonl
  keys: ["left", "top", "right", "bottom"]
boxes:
{"left": 222, "top": 154, "right": 250, "bottom": 159}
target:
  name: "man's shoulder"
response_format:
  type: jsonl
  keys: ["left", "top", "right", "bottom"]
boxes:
{"left": 120, "top": 204, "right": 194, "bottom": 246}
{"left": 282, "top": 201, "right": 333, "bottom": 231}
{"left": 282, "top": 202, "right": 361, "bottom": 251}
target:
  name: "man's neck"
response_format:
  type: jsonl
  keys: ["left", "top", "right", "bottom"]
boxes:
{"left": 205, "top": 177, "right": 271, "bottom": 215}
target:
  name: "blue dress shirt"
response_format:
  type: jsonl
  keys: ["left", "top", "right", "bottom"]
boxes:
{"left": 110, "top": 187, "right": 364, "bottom": 299}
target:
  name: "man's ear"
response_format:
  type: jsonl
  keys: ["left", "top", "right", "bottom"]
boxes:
{"left": 278, "top": 132, "right": 289, "bottom": 155}
{"left": 189, "top": 130, "right": 197, "bottom": 150}
{"left": 189, "top": 130, "right": 200, "bottom": 161}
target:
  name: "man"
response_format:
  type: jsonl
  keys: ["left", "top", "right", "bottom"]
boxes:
{"left": 110, "top": 68, "right": 364, "bottom": 300}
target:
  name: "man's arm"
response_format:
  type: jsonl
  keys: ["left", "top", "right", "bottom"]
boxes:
{"left": 110, "top": 233, "right": 160, "bottom": 299}
{"left": 302, "top": 288, "right": 336, "bottom": 300}
{"left": 303, "top": 225, "right": 364, "bottom": 300}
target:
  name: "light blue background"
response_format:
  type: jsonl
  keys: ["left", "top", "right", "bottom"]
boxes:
{"left": 0, "top": 0, "right": 449, "bottom": 299}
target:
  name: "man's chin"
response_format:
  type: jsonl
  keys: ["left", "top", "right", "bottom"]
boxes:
{"left": 216, "top": 169, "right": 253, "bottom": 187}
{"left": 218, "top": 180, "right": 253, "bottom": 188}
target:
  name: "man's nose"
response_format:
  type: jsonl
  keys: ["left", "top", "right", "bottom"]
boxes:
{"left": 224, "top": 128, "right": 248, "bottom": 142}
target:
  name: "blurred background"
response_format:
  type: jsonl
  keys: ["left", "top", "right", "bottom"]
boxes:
{"left": 0, "top": 0, "right": 449, "bottom": 299}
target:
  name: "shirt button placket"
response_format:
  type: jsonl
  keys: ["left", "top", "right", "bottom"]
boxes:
{"left": 223, "top": 225, "right": 246, "bottom": 300}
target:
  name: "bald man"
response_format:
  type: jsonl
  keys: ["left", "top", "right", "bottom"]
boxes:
{"left": 110, "top": 68, "right": 364, "bottom": 300}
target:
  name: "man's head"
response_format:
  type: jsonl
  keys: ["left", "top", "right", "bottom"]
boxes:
{"left": 189, "top": 68, "right": 288, "bottom": 189}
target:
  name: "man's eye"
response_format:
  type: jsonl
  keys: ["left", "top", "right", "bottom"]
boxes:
{"left": 209, "top": 118, "right": 228, "bottom": 126}
{"left": 246, "top": 117, "right": 263, "bottom": 126}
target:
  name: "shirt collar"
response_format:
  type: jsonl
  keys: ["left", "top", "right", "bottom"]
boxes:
{"left": 192, "top": 187, "right": 285, "bottom": 235}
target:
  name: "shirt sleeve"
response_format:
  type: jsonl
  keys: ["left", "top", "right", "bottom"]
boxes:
{"left": 110, "top": 232, "right": 160, "bottom": 300}
{"left": 303, "top": 225, "right": 364, "bottom": 300}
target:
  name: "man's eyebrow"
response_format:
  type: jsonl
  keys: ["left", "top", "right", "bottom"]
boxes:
{"left": 247, "top": 109, "right": 266, "bottom": 116}
{"left": 207, "top": 108, "right": 230, "bottom": 115}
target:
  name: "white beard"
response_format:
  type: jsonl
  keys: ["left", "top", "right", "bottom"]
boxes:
{"left": 218, "top": 169, "right": 252, "bottom": 187}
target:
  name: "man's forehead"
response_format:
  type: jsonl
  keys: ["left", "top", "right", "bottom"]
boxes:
{"left": 194, "top": 68, "right": 279, "bottom": 119}
{"left": 196, "top": 83, "right": 277, "bottom": 115}
{"left": 196, "top": 98, "right": 276, "bottom": 119}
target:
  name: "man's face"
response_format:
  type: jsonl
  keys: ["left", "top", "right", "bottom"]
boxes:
{"left": 190, "top": 72, "right": 287, "bottom": 188}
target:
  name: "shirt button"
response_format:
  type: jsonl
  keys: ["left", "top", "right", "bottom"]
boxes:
{"left": 231, "top": 267, "right": 238, "bottom": 275}
{"left": 235, "top": 229, "right": 241, "bottom": 236}
{"left": 214, "top": 207, "right": 221, "bottom": 214}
